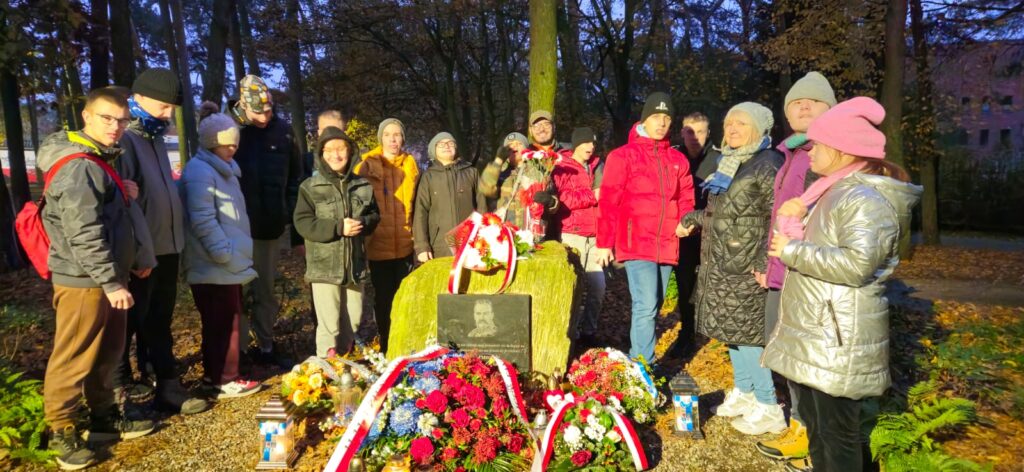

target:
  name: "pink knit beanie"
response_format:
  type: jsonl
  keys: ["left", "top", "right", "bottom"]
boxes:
{"left": 806, "top": 96, "right": 886, "bottom": 159}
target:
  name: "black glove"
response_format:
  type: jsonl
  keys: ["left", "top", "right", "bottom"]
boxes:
{"left": 532, "top": 191, "right": 555, "bottom": 207}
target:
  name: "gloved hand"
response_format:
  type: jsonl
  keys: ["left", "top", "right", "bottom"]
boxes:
{"left": 532, "top": 190, "right": 556, "bottom": 208}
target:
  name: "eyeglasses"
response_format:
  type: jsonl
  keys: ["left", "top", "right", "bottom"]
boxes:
{"left": 436, "top": 141, "right": 456, "bottom": 148}
{"left": 95, "top": 113, "right": 131, "bottom": 128}
{"left": 531, "top": 121, "right": 552, "bottom": 130}
{"left": 322, "top": 147, "right": 349, "bottom": 156}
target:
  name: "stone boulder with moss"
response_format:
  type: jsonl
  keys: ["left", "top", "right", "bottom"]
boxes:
{"left": 386, "top": 241, "right": 582, "bottom": 375}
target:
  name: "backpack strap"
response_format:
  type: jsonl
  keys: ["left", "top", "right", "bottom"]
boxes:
{"left": 43, "top": 152, "right": 130, "bottom": 206}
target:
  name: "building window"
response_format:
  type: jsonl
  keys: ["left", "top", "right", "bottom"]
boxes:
{"left": 957, "top": 129, "right": 969, "bottom": 146}
{"left": 1002, "top": 96, "right": 1013, "bottom": 111}
{"left": 1000, "top": 129, "right": 1012, "bottom": 147}
{"left": 980, "top": 129, "right": 990, "bottom": 146}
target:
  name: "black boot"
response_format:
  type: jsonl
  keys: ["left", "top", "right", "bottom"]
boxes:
{"left": 50, "top": 426, "right": 95, "bottom": 470}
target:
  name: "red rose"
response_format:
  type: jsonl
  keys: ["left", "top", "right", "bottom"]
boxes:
{"left": 449, "top": 408, "right": 471, "bottom": 428}
{"left": 432, "top": 428, "right": 444, "bottom": 440}
{"left": 423, "top": 390, "right": 449, "bottom": 415}
{"left": 410, "top": 437, "right": 435, "bottom": 463}
{"left": 571, "top": 450, "right": 593, "bottom": 467}
{"left": 580, "top": 408, "right": 591, "bottom": 422}
{"left": 507, "top": 434, "right": 524, "bottom": 453}
{"left": 580, "top": 354, "right": 594, "bottom": 364}
{"left": 470, "top": 418, "right": 483, "bottom": 432}
{"left": 441, "top": 447, "right": 459, "bottom": 462}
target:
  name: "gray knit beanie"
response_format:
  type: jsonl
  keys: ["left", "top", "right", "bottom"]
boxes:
{"left": 376, "top": 118, "right": 405, "bottom": 144}
{"left": 428, "top": 132, "right": 455, "bottom": 161}
{"left": 785, "top": 71, "right": 837, "bottom": 108}
{"left": 503, "top": 132, "right": 529, "bottom": 149}
{"left": 198, "top": 113, "right": 240, "bottom": 150}
{"left": 726, "top": 102, "right": 775, "bottom": 137}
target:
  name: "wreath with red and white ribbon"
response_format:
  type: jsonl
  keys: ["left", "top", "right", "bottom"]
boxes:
{"left": 446, "top": 212, "right": 536, "bottom": 294}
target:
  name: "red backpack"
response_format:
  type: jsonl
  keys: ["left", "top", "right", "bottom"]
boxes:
{"left": 15, "top": 153, "right": 129, "bottom": 279}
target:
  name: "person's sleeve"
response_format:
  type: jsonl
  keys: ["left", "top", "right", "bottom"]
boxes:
{"left": 780, "top": 194, "right": 899, "bottom": 287}
{"left": 752, "top": 161, "right": 779, "bottom": 274}
{"left": 676, "top": 158, "right": 696, "bottom": 223}
{"left": 479, "top": 159, "right": 503, "bottom": 198}
{"left": 596, "top": 151, "right": 628, "bottom": 249}
{"left": 292, "top": 185, "right": 341, "bottom": 243}
{"left": 183, "top": 169, "right": 233, "bottom": 263}
{"left": 115, "top": 137, "right": 139, "bottom": 182}
{"left": 55, "top": 160, "right": 125, "bottom": 293}
{"left": 553, "top": 167, "right": 597, "bottom": 211}
{"left": 412, "top": 173, "right": 432, "bottom": 254}
{"left": 360, "top": 191, "right": 381, "bottom": 236}
{"left": 287, "top": 137, "right": 304, "bottom": 246}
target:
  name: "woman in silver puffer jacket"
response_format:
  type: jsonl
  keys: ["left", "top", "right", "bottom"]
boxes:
{"left": 764, "top": 97, "right": 922, "bottom": 472}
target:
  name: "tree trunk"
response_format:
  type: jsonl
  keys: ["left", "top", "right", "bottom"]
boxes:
{"left": 27, "top": 90, "right": 40, "bottom": 153}
{"left": 89, "top": 0, "right": 110, "bottom": 89}
{"left": 204, "top": 0, "right": 231, "bottom": 105}
{"left": 158, "top": 0, "right": 197, "bottom": 160}
{"left": 529, "top": 0, "right": 557, "bottom": 120}
{"left": 236, "top": 0, "right": 261, "bottom": 77}
{"left": 880, "top": 0, "right": 909, "bottom": 256}
{"left": 130, "top": 17, "right": 148, "bottom": 73}
{"left": 229, "top": 0, "right": 246, "bottom": 83}
{"left": 0, "top": 165, "right": 19, "bottom": 271}
{"left": 556, "top": 0, "right": 584, "bottom": 124}
{"left": 1, "top": 70, "right": 30, "bottom": 210}
{"left": 283, "top": 0, "right": 308, "bottom": 154}
{"left": 109, "top": 0, "right": 134, "bottom": 86}
{"left": 909, "top": 0, "right": 939, "bottom": 245}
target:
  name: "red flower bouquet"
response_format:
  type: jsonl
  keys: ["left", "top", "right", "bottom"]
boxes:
{"left": 538, "top": 396, "right": 648, "bottom": 471}
{"left": 565, "top": 348, "right": 661, "bottom": 425}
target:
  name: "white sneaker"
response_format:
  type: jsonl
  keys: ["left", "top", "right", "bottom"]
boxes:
{"left": 730, "top": 402, "right": 788, "bottom": 435}
{"left": 216, "top": 379, "right": 262, "bottom": 399}
{"left": 715, "top": 388, "right": 757, "bottom": 417}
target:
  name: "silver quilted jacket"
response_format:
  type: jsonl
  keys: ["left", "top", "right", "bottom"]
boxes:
{"left": 762, "top": 172, "right": 922, "bottom": 400}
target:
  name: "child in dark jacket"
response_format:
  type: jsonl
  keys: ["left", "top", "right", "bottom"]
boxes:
{"left": 294, "top": 127, "right": 380, "bottom": 357}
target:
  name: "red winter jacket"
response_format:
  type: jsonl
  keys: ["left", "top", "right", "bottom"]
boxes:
{"left": 552, "top": 155, "right": 601, "bottom": 237}
{"left": 597, "top": 123, "right": 695, "bottom": 265}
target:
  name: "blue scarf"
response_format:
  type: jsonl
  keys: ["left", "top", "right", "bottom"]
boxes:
{"left": 701, "top": 135, "right": 771, "bottom": 195}
{"left": 128, "top": 96, "right": 169, "bottom": 137}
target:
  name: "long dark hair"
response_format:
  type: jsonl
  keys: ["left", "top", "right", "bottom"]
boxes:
{"left": 857, "top": 158, "right": 911, "bottom": 183}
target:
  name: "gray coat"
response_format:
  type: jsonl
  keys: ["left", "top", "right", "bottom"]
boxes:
{"left": 116, "top": 125, "right": 186, "bottom": 256}
{"left": 179, "top": 148, "right": 257, "bottom": 286}
{"left": 762, "top": 173, "right": 922, "bottom": 400}
{"left": 38, "top": 131, "right": 156, "bottom": 292}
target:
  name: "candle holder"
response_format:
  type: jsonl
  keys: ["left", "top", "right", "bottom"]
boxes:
{"left": 256, "top": 395, "right": 299, "bottom": 469}
{"left": 669, "top": 372, "right": 703, "bottom": 439}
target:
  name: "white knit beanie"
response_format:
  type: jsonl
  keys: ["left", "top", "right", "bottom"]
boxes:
{"left": 199, "top": 113, "right": 240, "bottom": 150}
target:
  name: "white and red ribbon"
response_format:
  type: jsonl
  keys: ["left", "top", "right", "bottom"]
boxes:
{"left": 531, "top": 396, "right": 648, "bottom": 472}
{"left": 447, "top": 217, "right": 518, "bottom": 295}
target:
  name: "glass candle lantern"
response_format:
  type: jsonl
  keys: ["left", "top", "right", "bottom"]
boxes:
{"left": 669, "top": 372, "right": 703, "bottom": 439}
{"left": 256, "top": 395, "right": 299, "bottom": 469}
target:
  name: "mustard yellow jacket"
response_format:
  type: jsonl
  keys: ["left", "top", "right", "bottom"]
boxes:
{"left": 355, "top": 146, "right": 419, "bottom": 260}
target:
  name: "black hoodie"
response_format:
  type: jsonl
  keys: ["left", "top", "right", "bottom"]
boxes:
{"left": 293, "top": 127, "right": 380, "bottom": 285}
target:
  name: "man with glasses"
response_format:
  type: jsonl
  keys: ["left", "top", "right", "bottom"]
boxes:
{"left": 37, "top": 87, "right": 158, "bottom": 470}
{"left": 114, "top": 68, "right": 209, "bottom": 416}
{"left": 229, "top": 75, "right": 303, "bottom": 367}
{"left": 413, "top": 132, "right": 487, "bottom": 262}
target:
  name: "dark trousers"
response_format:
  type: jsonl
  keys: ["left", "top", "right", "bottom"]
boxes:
{"left": 673, "top": 237, "right": 700, "bottom": 349}
{"left": 368, "top": 256, "right": 412, "bottom": 354}
{"left": 192, "top": 284, "right": 242, "bottom": 384}
{"left": 791, "top": 380, "right": 876, "bottom": 472}
{"left": 117, "top": 253, "right": 180, "bottom": 385}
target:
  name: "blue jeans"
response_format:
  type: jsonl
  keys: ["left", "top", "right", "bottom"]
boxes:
{"left": 623, "top": 260, "right": 672, "bottom": 363}
{"left": 728, "top": 345, "right": 777, "bottom": 405}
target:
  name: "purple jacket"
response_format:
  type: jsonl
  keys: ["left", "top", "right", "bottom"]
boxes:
{"left": 766, "top": 136, "right": 818, "bottom": 289}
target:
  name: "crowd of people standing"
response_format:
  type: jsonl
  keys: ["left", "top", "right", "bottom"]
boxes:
{"left": 34, "top": 67, "right": 919, "bottom": 472}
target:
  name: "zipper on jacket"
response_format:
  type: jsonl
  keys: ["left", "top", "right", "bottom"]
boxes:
{"left": 655, "top": 142, "right": 665, "bottom": 263}
{"left": 627, "top": 220, "right": 633, "bottom": 249}
{"left": 826, "top": 300, "right": 843, "bottom": 346}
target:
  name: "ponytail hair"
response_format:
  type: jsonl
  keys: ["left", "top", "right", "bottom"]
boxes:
{"left": 856, "top": 158, "right": 911, "bottom": 183}
{"left": 198, "top": 101, "right": 221, "bottom": 122}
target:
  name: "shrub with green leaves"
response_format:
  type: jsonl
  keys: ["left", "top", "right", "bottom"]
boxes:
{"left": 870, "top": 380, "right": 989, "bottom": 472}
{"left": 0, "top": 367, "right": 55, "bottom": 464}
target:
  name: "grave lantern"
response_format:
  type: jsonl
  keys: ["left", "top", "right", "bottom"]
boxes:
{"left": 669, "top": 372, "right": 703, "bottom": 439}
{"left": 256, "top": 395, "right": 298, "bottom": 469}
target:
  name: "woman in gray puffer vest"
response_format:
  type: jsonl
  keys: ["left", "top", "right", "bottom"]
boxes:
{"left": 294, "top": 127, "right": 380, "bottom": 357}
{"left": 681, "top": 102, "right": 785, "bottom": 436}
{"left": 180, "top": 108, "right": 261, "bottom": 399}
{"left": 764, "top": 97, "right": 922, "bottom": 472}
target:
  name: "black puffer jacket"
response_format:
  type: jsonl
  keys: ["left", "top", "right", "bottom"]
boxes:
{"left": 413, "top": 159, "right": 487, "bottom": 258}
{"left": 293, "top": 128, "right": 380, "bottom": 286}
{"left": 684, "top": 148, "right": 783, "bottom": 346}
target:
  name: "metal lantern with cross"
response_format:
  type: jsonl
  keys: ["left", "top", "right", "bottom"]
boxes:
{"left": 669, "top": 372, "right": 703, "bottom": 439}
{"left": 256, "top": 395, "right": 298, "bottom": 469}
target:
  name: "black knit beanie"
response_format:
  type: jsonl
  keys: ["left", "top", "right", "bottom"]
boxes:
{"left": 132, "top": 68, "right": 183, "bottom": 106}
{"left": 571, "top": 127, "right": 596, "bottom": 149}
{"left": 641, "top": 92, "right": 674, "bottom": 122}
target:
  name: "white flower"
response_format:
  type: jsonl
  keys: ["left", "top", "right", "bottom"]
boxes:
{"left": 417, "top": 413, "right": 438, "bottom": 436}
{"left": 606, "top": 430, "right": 622, "bottom": 443}
{"left": 584, "top": 424, "right": 605, "bottom": 441}
{"left": 636, "top": 411, "right": 648, "bottom": 423}
{"left": 609, "top": 396, "right": 623, "bottom": 412}
{"left": 563, "top": 425, "right": 582, "bottom": 447}
{"left": 462, "top": 248, "right": 485, "bottom": 269}
{"left": 586, "top": 413, "right": 602, "bottom": 429}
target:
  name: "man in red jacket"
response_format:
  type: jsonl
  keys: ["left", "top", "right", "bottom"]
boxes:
{"left": 552, "top": 128, "right": 604, "bottom": 344}
{"left": 595, "top": 92, "right": 696, "bottom": 363}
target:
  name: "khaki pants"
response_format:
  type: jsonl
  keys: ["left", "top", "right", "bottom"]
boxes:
{"left": 311, "top": 283, "right": 363, "bottom": 357}
{"left": 44, "top": 285, "right": 126, "bottom": 430}
{"left": 561, "top": 233, "right": 606, "bottom": 336}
